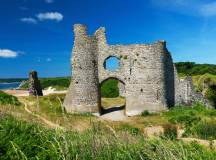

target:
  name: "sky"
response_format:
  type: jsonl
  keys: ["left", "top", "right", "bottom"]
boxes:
{"left": 1, "top": 0, "right": 216, "bottom": 78}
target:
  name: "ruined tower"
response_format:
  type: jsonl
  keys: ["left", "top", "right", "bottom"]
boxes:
{"left": 64, "top": 24, "right": 206, "bottom": 115}
{"left": 63, "top": 24, "right": 100, "bottom": 113}
{"left": 29, "top": 71, "right": 43, "bottom": 96}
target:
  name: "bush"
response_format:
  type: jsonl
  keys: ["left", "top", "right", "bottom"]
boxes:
{"left": 101, "top": 79, "right": 119, "bottom": 98}
{"left": 0, "top": 91, "right": 21, "bottom": 106}
{"left": 163, "top": 124, "right": 178, "bottom": 140}
{"left": 141, "top": 110, "right": 150, "bottom": 116}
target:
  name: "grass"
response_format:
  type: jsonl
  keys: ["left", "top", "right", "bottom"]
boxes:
{"left": 0, "top": 93, "right": 216, "bottom": 159}
{"left": 1, "top": 93, "right": 215, "bottom": 140}
{"left": 101, "top": 97, "right": 125, "bottom": 109}
{"left": 164, "top": 103, "right": 216, "bottom": 139}
{"left": 19, "top": 94, "right": 96, "bottom": 131}
{"left": 192, "top": 121, "right": 216, "bottom": 140}
{"left": 0, "top": 115, "right": 216, "bottom": 159}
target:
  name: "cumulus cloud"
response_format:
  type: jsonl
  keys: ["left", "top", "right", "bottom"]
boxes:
{"left": 45, "top": 0, "right": 54, "bottom": 3}
{"left": 20, "top": 17, "right": 37, "bottom": 24}
{"left": 0, "top": 49, "right": 19, "bottom": 58}
{"left": 37, "top": 12, "right": 63, "bottom": 21}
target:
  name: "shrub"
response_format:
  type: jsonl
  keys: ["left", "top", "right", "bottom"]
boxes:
{"left": 163, "top": 124, "right": 178, "bottom": 140}
{"left": 0, "top": 91, "right": 21, "bottom": 106}
{"left": 141, "top": 110, "right": 150, "bottom": 116}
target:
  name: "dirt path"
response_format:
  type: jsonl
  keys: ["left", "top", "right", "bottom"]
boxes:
{"left": 4, "top": 88, "right": 67, "bottom": 97}
{"left": 23, "top": 102, "right": 64, "bottom": 130}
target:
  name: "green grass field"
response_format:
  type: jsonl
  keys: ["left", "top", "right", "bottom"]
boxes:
{"left": 0, "top": 91, "right": 216, "bottom": 159}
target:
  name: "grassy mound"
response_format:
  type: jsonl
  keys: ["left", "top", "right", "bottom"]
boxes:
{"left": 0, "top": 115, "right": 215, "bottom": 159}
{"left": 0, "top": 91, "right": 21, "bottom": 106}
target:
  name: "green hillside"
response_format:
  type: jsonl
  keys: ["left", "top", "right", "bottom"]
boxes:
{"left": 19, "top": 77, "right": 71, "bottom": 90}
{"left": 175, "top": 62, "right": 216, "bottom": 76}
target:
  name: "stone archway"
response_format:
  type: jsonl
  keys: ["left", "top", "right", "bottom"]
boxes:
{"left": 99, "top": 77, "right": 126, "bottom": 115}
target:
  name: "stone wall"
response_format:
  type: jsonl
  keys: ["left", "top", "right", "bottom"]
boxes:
{"left": 118, "top": 81, "right": 126, "bottom": 97}
{"left": 64, "top": 24, "right": 208, "bottom": 116}
{"left": 174, "top": 68, "right": 209, "bottom": 107}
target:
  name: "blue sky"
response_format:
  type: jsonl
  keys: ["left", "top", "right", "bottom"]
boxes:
{"left": 1, "top": 0, "right": 216, "bottom": 78}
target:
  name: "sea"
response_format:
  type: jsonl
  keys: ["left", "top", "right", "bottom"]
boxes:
{"left": 0, "top": 82, "right": 21, "bottom": 90}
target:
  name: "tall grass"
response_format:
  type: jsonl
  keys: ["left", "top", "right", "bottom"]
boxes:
{"left": 0, "top": 115, "right": 215, "bottom": 159}
{"left": 165, "top": 103, "right": 216, "bottom": 139}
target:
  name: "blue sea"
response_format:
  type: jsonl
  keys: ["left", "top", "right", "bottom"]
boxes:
{"left": 0, "top": 82, "right": 21, "bottom": 90}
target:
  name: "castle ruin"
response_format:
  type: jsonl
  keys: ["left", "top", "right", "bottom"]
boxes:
{"left": 63, "top": 24, "right": 206, "bottom": 116}
{"left": 29, "top": 71, "right": 43, "bottom": 96}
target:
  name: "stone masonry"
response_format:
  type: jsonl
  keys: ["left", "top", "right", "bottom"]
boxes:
{"left": 29, "top": 71, "right": 43, "bottom": 96}
{"left": 64, "top": 24, "right": 207, "bottom": 116}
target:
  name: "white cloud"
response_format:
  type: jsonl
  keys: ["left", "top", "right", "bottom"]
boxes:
{"left": 201, "top": 2, "right": 216, "bottom": 17}
{"left": 20, "top": 17, "right": 37, "bottom": 24}
{"left": 45, "top": 0, "right": 54, "bottom": 3}
{"left": 0, "top": 49, "right": 19, "bottom": 58}
{"left": 37, "top": 12, "right": 63, "bottom": 22}
{"left": 151, "top": 0, "right": 216, "bottom": 17}
{"left": 46, "top": 58, "right": 52, "bottom": 62}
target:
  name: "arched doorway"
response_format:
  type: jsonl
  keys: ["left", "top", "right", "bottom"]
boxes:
{"left": 99, "top": 77, "right": 126, "bottom": 115}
